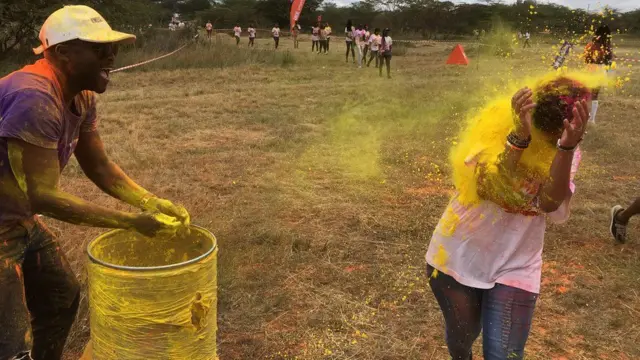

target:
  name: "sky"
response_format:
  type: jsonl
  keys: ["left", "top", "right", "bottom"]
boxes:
{"left": 331, "top": 0, "right": 639, "bottom": 12}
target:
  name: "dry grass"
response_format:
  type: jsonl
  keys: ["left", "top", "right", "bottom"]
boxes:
{"left": 25, "top": 36, "right": 640, "bottom": 359}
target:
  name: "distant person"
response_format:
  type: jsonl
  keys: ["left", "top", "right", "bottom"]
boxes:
{"left": 379, "top": 28, "right": 393, "bottom": 78}
{"left": 523, "top": 31, "right": 531, "bottom": 48}
{"left": 319, "top": 24, "right": 328, "bottom": 54}
{"left": 367, "top": 28, "right": 381, "bottom": 68}
{"left": 272, "top": 24, "right": 281, "bottom": 49}
{"left": 584, "top": 24, "right": 613, "bottom": 123}
{"left": 248, "top": 24, "right": 256, "bottom": 47}
{"left": 345, "top": 19, "right": 355, "bottom": 63}
{"left": 205, "top": 21, "right": 213, "bottom": 39}
{"left": 355, "top": 24, "right": 366, "bottom": 68}
{"left": 0, "top": 5, "right": 189, "bottom": 360}
{"left": 325, "top": 23, "right": 332, "bottom": 51}
{"left": 292, "top": 21, "right": 301, "bottom": 49}
{"left": 362, "top": 25, "right": 371, "bottom": 61}
{"left": 233, "top": 24, "right": 242, "bottom": 46}
{"left": 311, "top": 24, "right": 320, "bottom": 52}
{"left": 611, "top": 198, "right": 639, "bottom": 243}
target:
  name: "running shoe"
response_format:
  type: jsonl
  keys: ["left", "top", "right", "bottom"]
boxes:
{"left": 610, "top": 205, "right": 627, "bottom": 243}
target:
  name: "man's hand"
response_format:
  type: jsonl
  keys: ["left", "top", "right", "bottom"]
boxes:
{"left": 145, "top": 197, "right": 190, "bottom": 225}
{"left": 128, "top": 212, "right": 184, "bottom": 238}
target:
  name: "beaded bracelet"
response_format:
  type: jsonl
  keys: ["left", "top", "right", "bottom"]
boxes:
{"left": 507, "top": 132, "right": 531, "bottom": 149}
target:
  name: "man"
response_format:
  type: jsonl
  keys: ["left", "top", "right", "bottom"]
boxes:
{"left": 0, "top": 5, "right": 189, "bottom": 360}
{"left": 611, "top": 199, "right": 639, "bottom": 243}
{"left": 205, "top": 20, "right": 213, "bottom": 40}
{"left": 523, "top": 31, "right": 531, "bottom": 48}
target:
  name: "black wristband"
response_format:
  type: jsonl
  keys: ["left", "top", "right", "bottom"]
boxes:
{"left": 507, "top": 132, "right": 531, "bottom": 149}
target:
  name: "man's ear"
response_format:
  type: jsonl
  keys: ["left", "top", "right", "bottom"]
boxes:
{"left": 53, "top": 44, "right": 72, "bottom": 63}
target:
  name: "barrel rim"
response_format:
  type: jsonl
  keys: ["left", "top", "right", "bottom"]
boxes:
{"left": 87, "top": 225, "right": 217, "bottom": 272}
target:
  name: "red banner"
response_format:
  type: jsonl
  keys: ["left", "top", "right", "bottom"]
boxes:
{"left": 290, "top": 0, "right": 306, "bottom": 30}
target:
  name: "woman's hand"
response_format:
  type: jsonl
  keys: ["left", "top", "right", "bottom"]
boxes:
{"left": 559, "top": 99, "right": 590, "bottom": 148}
{"left": 145, "top": 197, "right": 190, "bottom": 225}
{"left": 511, "top": 87, "right": 536, "bottom": 139}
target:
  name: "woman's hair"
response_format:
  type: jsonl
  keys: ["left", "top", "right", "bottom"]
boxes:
{"left": 346, "top": 20, "right": 352, "bottom": 29}
{"left": 374, "top": 28, "right": 380, "bottom": 34}
{"left": 533, "top": 77, "right": 591, "bottom": 136}
{"left": 382, "top": 28, "right": 390, "bottom": 37}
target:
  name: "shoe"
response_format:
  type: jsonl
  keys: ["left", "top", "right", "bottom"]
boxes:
{"left": 610, "top": 205, "right": 627, "bottom": 243}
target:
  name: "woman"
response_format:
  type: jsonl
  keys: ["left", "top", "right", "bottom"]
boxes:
{"left": 584, "top": 24, "right": 613, "bottom": 123}
{"left": 362, "top": 25, "right": 371, "bottom": 61}
{"left": 291, "top": 22, "right": 301, "bottom": 49}
{"left": 379, "top": 28, "right": 393, "bottom": 78}
{"left": 248, "top": 24, "right": 256, "bottom": 47}
{"left": 367, "top": 28, "right": 381, "bottom": 68}
{"left": 426, "top": 76, "right": 592, "bottom": 359}
{"left": 345, "top": 19, "right": 355, "bottom": 63}
{"left": 311, "top": 23, "right": 320, "bottom": 52}
{"left": 233, "top": 24, "right": 242, "bottom": 46}
{"left": 319, "top": 25, "right": 328, "bottom": 54}
{"left": 354, "top": 24, "right": 366, "bottom": 68}
{"left": 272, "top": 23, "right": 281, "bottom": 49}
{"left": 325, "top": 23, "right": 332, "bottom": 51}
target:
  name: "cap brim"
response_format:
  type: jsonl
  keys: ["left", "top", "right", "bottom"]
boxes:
{"left": 78, "top": 29, "right": 136, "bottom": 45}
{"left": 32, "top": 30, "right": 136, "bottom": 55}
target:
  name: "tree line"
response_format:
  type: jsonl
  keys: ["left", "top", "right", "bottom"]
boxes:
{"left": 2, "top": 0, "right": 640, "bottom": 57}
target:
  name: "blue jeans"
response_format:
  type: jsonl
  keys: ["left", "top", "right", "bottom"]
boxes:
{"left": 0, "top": 217, "right": 80, "bottom": 360}
{"left": 427, "top": 265, "right": 537, "bottom": 360}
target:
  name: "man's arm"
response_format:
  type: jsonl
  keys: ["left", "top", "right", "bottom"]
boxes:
{"left": 74, "top": 131, "right": 190, "bottom": 223}
{"left": 7, "top": 139, "right": 162, "bottom": 235}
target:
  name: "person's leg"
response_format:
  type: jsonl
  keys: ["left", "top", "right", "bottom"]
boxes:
{"left": 327, "top": 37, "right": 330, "bottom": 51}
{"left": 0, "top": 226, "right": 34, "bottom": 360}
{"left": 363, "top": 45, "right": 368, "bottom": 61}
{"left": 236, "top": 36, "right": 240, "bottom": 46}
{"left": 611, "top": 198, "right": 640, "bottom": 243}
{"left": 379, "top": 54, "right": 384, "bottom": 76}
{"left": 351, "top": 43, "right": 356, "bottom": 62}
{"left": 275, "top": 37, "right": 279, "bottom": 49}
{"left": 312, "top": 40, "right": 316, "bottom": 52}
{"left": 386, "top": 55, "right": 391, "bottom": 78}
{"left": 481, "top": 283, "right": 537, "bottom": 360}
{"left": 346, "top": 42, "right": 350, "bottom": 62}
{"left": 23, "top": 218, "right": 81, "bottom": 360}
{"left": 427, "top": 265, "right": 483, "bottom": 360}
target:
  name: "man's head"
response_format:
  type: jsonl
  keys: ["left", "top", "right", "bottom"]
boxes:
{"left": 35, "top": 5, "right": 135, "bottom": 94}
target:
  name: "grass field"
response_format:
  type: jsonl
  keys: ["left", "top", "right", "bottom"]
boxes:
{"left": 12, "top": 33, "right": 638, "bottom": 359}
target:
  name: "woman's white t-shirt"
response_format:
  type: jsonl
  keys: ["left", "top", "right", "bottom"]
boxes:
{"left": 233, "top": 27, "right": 242, "bottom": 37}
{"left": 369, "top": 35, "right": 381, "bottom": 51}
{"left": 312, "top": 27, "right": 320, "bottom": 41}
{"left": 345, "top": 26, "right": 355, "bottom": 42}
{"left": 272, "top": 27, "right": 280, "bottom": 37}
{"left": 381, "top": 36, "right": 393, "bottom": 52}
{"left": 248, "top": 28, "right": 256, "bottom": 38}
{"left": 425, "top": 148, "right": 582, "bottom": 294}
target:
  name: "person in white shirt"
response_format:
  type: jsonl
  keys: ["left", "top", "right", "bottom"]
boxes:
{"left": 344, "top": 19, "right": 355, "bottom": 63}
{"left": 311, "top": 24, "right": 320, "bottom": 52}
{"left": 378, "top": 28, "right": 393, "bottom": 78}
{"left": 248, "top": 24, "right": 256, "bottom": 47}
{"left": 205, "top": 21, "right": 213, "bottom": 40}
{"left": 362, "top": 25, "right": 371, "bottom": 62}
{"left": 233, "top": 24, "right": 242, "bottom": 46}
{"left": 354, "top": 24, "right": 366, "bottom": 68}
{"left": 426, "top": 78, "right": 591, "bottom": 359}
{"left": 523, "top": 31, "right": 531, "bottom": 48}
{"left": 325, "top": 23, "right": 332, "bottom": 51}
{"left": 272, "top": 24, "right": 280, "bottom": 49}
{"left": 367, "top": 28, "right": 381, "bottom": 68}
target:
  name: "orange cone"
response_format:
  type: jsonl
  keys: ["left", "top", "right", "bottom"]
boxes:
{"left": 446, "top": 44, "right": 469, "bottom": 65}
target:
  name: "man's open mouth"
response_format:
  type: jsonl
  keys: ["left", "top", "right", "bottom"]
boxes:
{"left": 100, "top": 68, "right": 112, "bottom": 80}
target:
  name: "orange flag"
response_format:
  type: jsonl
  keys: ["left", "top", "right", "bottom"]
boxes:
{"left": 290, "top": 0, "right": 306, "bottom": 30}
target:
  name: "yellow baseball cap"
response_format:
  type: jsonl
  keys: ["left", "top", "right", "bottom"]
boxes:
{"left": 33, "top": 5, "right": 136, "bottom": 55}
